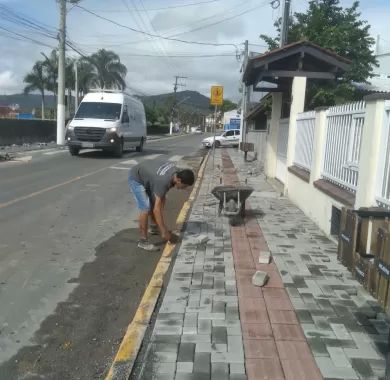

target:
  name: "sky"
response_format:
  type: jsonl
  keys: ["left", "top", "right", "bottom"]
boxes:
{"left": 0, "top": 0, "right": 390, "bottom": 101}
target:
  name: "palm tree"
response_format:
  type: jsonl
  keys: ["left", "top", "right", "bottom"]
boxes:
{"left": 88, "top": 49, "right": 127, "bottom": 90}
{"left": 76, "top": 58, "right": 95, "bottom": 98}
{"left": 24, "top": 61, "right": 46, "bottom": 120}
{"left": 42, "top": 50, "right": 58, "bottom": 97}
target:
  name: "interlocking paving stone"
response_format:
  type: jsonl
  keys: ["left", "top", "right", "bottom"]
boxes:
{"left": 178, "top": 342, "right": 195, "bottom": 362}
{"left": 211, "top": 362, "right": 229, "bottom": 379}
{"left": 315, "top": 357, "right": 359, "bottom": 379}
{"left": 194, "top": 352, "right": 211, "bottom": 374}
{"left": 225, "top": 148, "right": 390, "bottom": 379}
{"left": 245, "top": 358, "right": 284, "bottom": 380}
{"left": 176, "top": 362, "right": 194, "bottom": 373}
{"left": 327, "top": 346, "right": 351, "bottom": 368}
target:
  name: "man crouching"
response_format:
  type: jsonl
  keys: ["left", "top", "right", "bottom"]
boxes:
{"left": 128, "top": 160, "right": 195, "bottom": 251}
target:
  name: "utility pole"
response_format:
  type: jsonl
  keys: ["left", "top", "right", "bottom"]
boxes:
{"left": 239, "top": 40, "right": 249, "bottom": 145}
{"left": 170, "top": 75, "right": 187, "bottom": 135}
{"left": 74, "top": 60, "right": 79, "bottom": 113}
{"left": 57, "top": 0, "right": 66, "bottom": 145}
{"left": 279, "top": 0, "right": 291, "bottom": 47}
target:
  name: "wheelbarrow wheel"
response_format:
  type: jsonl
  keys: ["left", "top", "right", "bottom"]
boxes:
{"left": 240, "top": 202, "right": 246, "bottom": 217}
{"left": 218, "top": 201, "right": 223, "bottom": 216}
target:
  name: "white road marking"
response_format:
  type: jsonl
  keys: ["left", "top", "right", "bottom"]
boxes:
{"left": 110, "top": 166, "right": 131, "bottom": 170}
{"left": 44, "top": 150, "right": 68, "bottom": 155}
{"left": 169, "top": 155, "right": 183, "bottom": 162}
{"left": 143, "top": 154, "right": 162, "bottom": 160}
{"left": 79, "top": 149, "right": 99, "bottom": 154}
{"left": 120, "top": 159, "right": 138, "bottom": 165}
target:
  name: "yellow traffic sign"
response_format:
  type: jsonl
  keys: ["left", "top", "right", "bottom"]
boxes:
{"left": 210, "top": 85, "right": 224, "bottom": 106}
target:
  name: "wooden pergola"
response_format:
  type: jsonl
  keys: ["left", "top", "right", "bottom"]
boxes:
{"left": 243, "top": 41, "right": 351, "bottom": 93}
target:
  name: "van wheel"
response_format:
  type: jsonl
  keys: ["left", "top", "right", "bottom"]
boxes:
{"left": 214, "top": 140, "right": 221, "bottom": 148}
{"left": 136, "top": 137, "right": 144, "bottom": 152}
{"left": 69, "top": 146, "right": 79, "bottom": 156}
{"left": 114, "top": 139, "right": 123, "bottom": 158}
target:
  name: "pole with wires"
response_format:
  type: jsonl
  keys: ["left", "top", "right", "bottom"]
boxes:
{"left": 212, "top": 104, "right": 218, "bottom": 171}
{"left": 240, "top": 40, "right": 249, "bottom": 151}
{"left": 57, "top": 0, "right": 66, "bottom": 145}
{"left": 170, "top": 75, "right": 186, "bottom": 135}
{"left": 74, "top": 60, "right": 78, "bottom": 113}
{"left": 279, "top": 0, "right": 291, "bottom": 47}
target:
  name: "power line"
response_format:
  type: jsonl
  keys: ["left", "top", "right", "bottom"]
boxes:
{"left": 74, "top": 4, "right": 238, "bottom": 48}
{"left": 0, "top": 25, "right": 55, "bottom": 49}
{"left": 88, "top": 0, "right": 223, "bottom": 12}
{"left": 0, "top": 4, "right": 58, "bottom": 39}
{"left": 75, "top": 0, "right": 254, "bottom": 50}
{"left": 122, "top": 53, "right": 237, "bottom": 58}
{"left": 138, "top": 0, "right": 181, "bottom": 73}
{"left": 168, "top": 1, "right": 269, "bottom": 38}
{"left": 152, "top": 0, "right": 251, "bottom": 40}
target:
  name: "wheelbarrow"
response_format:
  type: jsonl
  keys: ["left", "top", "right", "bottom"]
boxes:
{"left": 211, "top": 185, "right": 254, "bottom": 217}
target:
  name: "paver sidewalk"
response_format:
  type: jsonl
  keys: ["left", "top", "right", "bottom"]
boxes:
{"left": 133, "top": 148, "right": 390, "bottom": 380}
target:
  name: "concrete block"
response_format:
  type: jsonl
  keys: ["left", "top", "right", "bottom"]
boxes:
{"left": 176, "top": 362, "right": 194, "bottom": 373}
{"left": 196, "top": 234, "right": 210, "bottom": 244}
{"left": 252, "top": 271, "right": 269, "bottom": 287}
{"left": 258, "top": 250, "right": 272, "bottom": 264}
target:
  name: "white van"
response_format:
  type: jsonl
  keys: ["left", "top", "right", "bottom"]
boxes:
{"left": 66, "top": 90, "right": 146, "bottom": 157}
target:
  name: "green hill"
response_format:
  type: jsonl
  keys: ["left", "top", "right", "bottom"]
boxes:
{"left": 0, "top": 94, "right": 56, "bottom": 110}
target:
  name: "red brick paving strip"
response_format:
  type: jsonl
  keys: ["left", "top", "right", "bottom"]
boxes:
{"left": 221, "top": 150, "right": 323, "bottom": 380}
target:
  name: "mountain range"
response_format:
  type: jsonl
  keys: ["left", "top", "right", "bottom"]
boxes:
{"left": 0, "top": 90, "right": 212, "bottom": 113}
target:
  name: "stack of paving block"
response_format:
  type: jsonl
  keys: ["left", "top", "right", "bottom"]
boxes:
{"left": 338, "top": 207, "right": 390, "bottom": 298}
{"left": 338, "top": 207, "right": 359, "bottom": 271}
{"left": 374, "top": 227, "right": 390, "bottom": 313}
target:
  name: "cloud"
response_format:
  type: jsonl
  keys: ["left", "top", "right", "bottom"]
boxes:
{"left": 0, "top": 70, "right": 20, "bottom": 93}
{"left": 1, "top": 0, "right": 389, "bottom": 101}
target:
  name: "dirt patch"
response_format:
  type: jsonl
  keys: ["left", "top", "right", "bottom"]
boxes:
{"left": 0, "top": 228, "right": 163, "bottom": 380}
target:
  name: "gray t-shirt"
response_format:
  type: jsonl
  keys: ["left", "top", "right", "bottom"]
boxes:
{"left": 129, "top": 160, "right": 177, "bottom": 198}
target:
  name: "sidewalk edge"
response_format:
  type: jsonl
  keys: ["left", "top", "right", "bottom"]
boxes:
{"left": 104, "top": 151, "right": 209, "bottom": 380}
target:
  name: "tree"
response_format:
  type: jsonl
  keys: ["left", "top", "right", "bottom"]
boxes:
{"left": 209, "top": 99, "right": 237, "bottom": 113}
{"left": 41, "top": 50, "right": 58, "bottom": 97}
{"left": 76, "top": 58, "right": 95, "bottom": 97}
{"left": 260, "top": 0, "right": 378, "bottom": 108}
{"left": 221, "top": 99, "right": 238, "bottom": 113}
{"left": 88, "top": 49, "right": 127, "bottom": 90}
{"left": 24, "top": 61, "right": 47, "bottom": 120}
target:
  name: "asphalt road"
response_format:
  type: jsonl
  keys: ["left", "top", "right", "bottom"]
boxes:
{"left": 0, "top": 134, "right": 207, "bottom": 380}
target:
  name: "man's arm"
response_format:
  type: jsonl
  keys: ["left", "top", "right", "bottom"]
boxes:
{"left": 153, "top": 195, "right": 171, "bottom": 241}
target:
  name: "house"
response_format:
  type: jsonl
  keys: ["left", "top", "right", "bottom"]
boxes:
{"left": 223, "top": 109, "right": 241, "bottom": 131}
{"left": 241, "top": 40, "right": 390, "bottom": 238}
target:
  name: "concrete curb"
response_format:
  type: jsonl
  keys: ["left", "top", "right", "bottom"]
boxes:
{"left": 104, "top": 150, "right": 210, "bottom": 380}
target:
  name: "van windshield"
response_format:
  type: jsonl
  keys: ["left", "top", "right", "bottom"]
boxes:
{"left": 75, "top": 102, "right": 122, "bottom": 120}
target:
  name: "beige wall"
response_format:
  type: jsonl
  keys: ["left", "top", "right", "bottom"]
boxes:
{"left": 287, "top": 173, "right": 344, "bottom": 236}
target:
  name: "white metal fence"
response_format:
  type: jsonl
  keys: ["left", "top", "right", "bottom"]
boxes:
{"left": 322, "top": 102, "right": 365, "bottom": 192}
{"left": 376, "top": 102, "right": 390, "bottom": 208}
{"left": 293, "top": 111, "right": 316, "bottom": 171}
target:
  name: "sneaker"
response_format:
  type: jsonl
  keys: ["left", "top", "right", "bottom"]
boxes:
{"left": 138, "top": 239, "right": 160, "bottom": 251}
{"left": 148, "top": 224, "right": 160, "bottom": 235}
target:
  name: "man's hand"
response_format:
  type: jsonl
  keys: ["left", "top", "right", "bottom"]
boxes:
{"left": 162, "top": 230, "right": 173, "bottom": 242}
